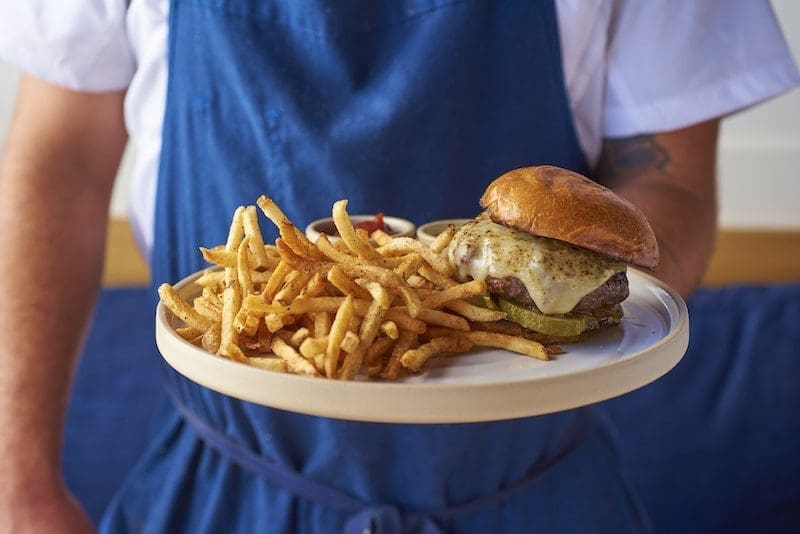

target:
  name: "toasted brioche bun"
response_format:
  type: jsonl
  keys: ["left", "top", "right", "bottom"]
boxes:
{"left": 480, "top": 165, "right": 659, "bottom": 269}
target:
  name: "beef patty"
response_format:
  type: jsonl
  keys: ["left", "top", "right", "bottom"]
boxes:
{"left": 486, "top": 271, "right": 629, "bottom": 313}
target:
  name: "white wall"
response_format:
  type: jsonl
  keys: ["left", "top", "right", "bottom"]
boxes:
{"left": 719, "top": 0, "right": 800, "bottom": 229}
{"left": 0, "top": 1, "right": 798, "bottom": 228}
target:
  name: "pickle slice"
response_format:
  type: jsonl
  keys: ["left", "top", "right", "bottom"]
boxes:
{"left": 496, "top": 298, "right": 592, "bottom": 337}
{"left": 466, "top": 294, "right": 498, "bottom": 310}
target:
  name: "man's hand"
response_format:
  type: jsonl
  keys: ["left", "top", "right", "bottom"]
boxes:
{"left": 0, "top": 480, "right": 93, "bottom": 534}
{"left": 597, "top": 120, "right": 720, "bottom": 298}
{"left": 0, "top": 75, "right": 127, "bottom": 532}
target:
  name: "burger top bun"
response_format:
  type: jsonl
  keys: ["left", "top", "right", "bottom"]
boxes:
{"left": 480, "top": 165, "right": 659, "bottom": 270}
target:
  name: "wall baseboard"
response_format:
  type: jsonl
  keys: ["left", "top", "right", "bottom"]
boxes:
{"left": 103, "top": 219, "right": 800, "bottom": 288}
{"left": 701, "top": 230, "right": 800, "bottom": 286}
{"left": 104, "top": 219, "right": 150, "bottom": 286}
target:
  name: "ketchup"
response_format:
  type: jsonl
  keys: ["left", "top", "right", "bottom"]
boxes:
{"left": 351, "top": 213, "right": 394, "bottom": 234}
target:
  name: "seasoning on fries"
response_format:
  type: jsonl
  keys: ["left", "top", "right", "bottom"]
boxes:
{"left": 158, "top": 196, "right": 558, "bottom": 380}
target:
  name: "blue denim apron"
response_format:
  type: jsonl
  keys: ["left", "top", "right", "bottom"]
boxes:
{"left": 102, "top": 1, "right": 651, "bottom": 532}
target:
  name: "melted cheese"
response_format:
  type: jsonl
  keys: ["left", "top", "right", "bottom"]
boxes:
{"left": 447, "top": 216, "right": 625, "bottom": 314}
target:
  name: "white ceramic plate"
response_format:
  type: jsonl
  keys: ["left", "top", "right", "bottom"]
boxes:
{"left": 156, "top": 269, "right": 689, "bottom": 423}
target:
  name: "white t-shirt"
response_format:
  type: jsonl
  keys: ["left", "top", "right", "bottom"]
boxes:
{"left": 0, "top": 0, "right": 798, "bottom": 254}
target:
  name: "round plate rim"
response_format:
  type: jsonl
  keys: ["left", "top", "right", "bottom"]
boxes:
{"left": 156, "top": 268, "right": 689, "bottom": 422}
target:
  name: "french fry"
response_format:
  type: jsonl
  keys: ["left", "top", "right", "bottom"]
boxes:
{"left": 400, "top": 336, "right": 462, "bottom": 372}
{"left": 194, "top": 295, "right": 222, "bottom": 322}
{"left": 247, "top": 357, "right": 288, "bottom": 373}
{"left": 366, "top": 336, "right": 395, "bottom": 377}
{"left": 202, "top": 266, "right": 274, "bottom": 287}
{"left": 383, "top": 309, "right": 427, "bottom": 334}
{"left": 235, "top": 311, "right": 261, "bottom": 338}
{"left": 289, "top": 327, "right": 311, "bottom": 348}
{"left": 380, "top": 330, "right": 416, "bottom": 379}
{"left": 464, "top": 331, "right": 549, "bottom": 361}
{"left": 272, "top": 337, "right": 319, "bottom": 376}
{"left": 336, "top": 263, "right": 423, "bottom": 318}
{"left": 327, "top": 265, "right": 371, "bottom": 299}
{"left": 313, "top": 353, "right": 325, "bottom": 373}
{"left": 279, "top": 220, "right": 325, "bottom": 260}
{"left": 237, "top": 236, "right": 254, "bottom": 296}
{"left": 222, "top": 343, "right": 248, "bottom": 363}
{"left": 325, "top": 295, "right": 353, "bottom": 378}
{"left": 388, "top": 307, "right": 468, "bottom": 331}
{"left": 380, "top": 320, "right": 399, "bottom": 340}
{"left": 244, "top": 295, "right": 360, "bottom": 316}
{"left": 200, "top": 246, "right": 236, "bottom": 269}
{"left": 158, "top": 283, "right": 213, "bottom": 331}
{"left": 219, "top": 284, "right": 242, "bottom": 359}
{"left": 255, "top": 195, "right": 290, "bottom": 225}
{"left": 339, "top": 282, "right": 390, "bottom": 380}
{"left": 274, "top": 270, "right": 312, "bottom": 305}
{"left": 260, "top": 247, "right": 282, "bottom": 270}
{"left": 421, "top": 280, "right": 487, "bottom": 309}
{"left": 340, "top": 331, "right": 360, "bottom": 354}
{"left": 332, "top": 199, "right": 384, "bottom": 261}
{"left": 393, "top": 253, "right": 423, "bottom": 280}
{"left": 276, "top": 239, "right": 330, "bottom": 275}
{"left": 224, "top": 206, "right": 246, "bottom": 286}
{"left": 300, "top": 336, "right": 328, "bottom": 359}
{"left": 202, "top": 286, "right": 223, "bottom": 308}
{"left": 262, "top": 261, "right": 292, "bottom": 302}
{"left": 265, "top": 313, "right": 285, "bottom": 333}
{"left": 176, "top": 326, "right": 203, "bottom": 343}
{"left": 201, "top": 267, "right": 270, "bottom": 287}
{"left": 407, "top": 274, "right": 432, "bottom": 289}
{"left": 239, "top": 205, "right": 269, "bottom": 268}
{"left": 316, "top": 233, "right": 357, "bottom": 264}
{"left": 252, "top": 289, "right": 389, "bottom": 320}
{"left": 370, "top": 229, "right": 393, "bottom": 246}
{"left": 429, "top": 224, "right": 456, "bottom": 253}
{"left": 196, "top": 269, "right": 225, "bottom": 289}
{"left": 418, "top": 264, "right": 457, "bottom": 289}
{"left": 201, "top": 323, "right": 222, "bottom": 353}
{"left": 313, "top": 312, "right": 332, "bottom": 338}
{"left": 355, "top": 227, "right": 372, "bottom": 245}
{"left": 377, "top": 237, "right": 453, "bottom": 277}
{"left": 545, "top": 345, "right": 564, "bottom": 356}
{"left": 445, "top": 300, "right": 506, "bottom": 322}
{"left": 225, "top": 206, "right": 246, "bottom": 250}
{"left": 303, "top": 273, "right": 327, "bottom": 298}
{"left": 257, "top": 195, "right": 321, "bottom": 257}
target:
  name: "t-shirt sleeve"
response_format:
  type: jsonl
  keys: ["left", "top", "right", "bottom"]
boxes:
{"left": 603, "top": 0, "right": 800, "bottom": 137}
{"left": 0, "top": 0, "right": 135, "bottom": 92}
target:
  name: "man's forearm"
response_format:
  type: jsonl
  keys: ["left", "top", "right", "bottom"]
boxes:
{"left": 0, "top": 161, "right": 109, "bottom": 492}
{"left": 0, "top": 76, "right": 126, "bottom": 508}
{"left": 597, "top": 121, "right": 720, "bottom": 297}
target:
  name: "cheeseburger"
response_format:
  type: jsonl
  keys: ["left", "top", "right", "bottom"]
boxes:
{"left": 448, "top": 166, "right": 659, "bottom": 340}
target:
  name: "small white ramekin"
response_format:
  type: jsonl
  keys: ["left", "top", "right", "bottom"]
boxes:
{"left": 305, "top": 215, "right": 416, "bottom": 243}
{"left": 415, "top": 218, "right": 472, "bottom": 246}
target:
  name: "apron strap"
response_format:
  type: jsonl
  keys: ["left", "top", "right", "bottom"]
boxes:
{"left": 165, "top": 384, "right": 593, "bottom": 534}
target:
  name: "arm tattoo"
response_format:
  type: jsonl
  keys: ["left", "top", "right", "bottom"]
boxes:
{"left": 598, "top": 134, "right": 671, "bottom": 178}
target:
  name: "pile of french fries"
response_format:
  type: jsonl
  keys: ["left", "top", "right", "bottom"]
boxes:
{"left": 158, "top": 196, "right": 551, "bottom": 380}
